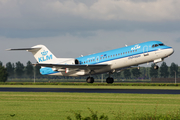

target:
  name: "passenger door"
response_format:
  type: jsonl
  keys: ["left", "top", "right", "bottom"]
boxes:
{"left": 143, "top": 45, "right": 149, "bottom": 56}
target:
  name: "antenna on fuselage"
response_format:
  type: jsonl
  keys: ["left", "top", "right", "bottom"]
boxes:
{"left": 125, "top": 44, "right": 128, "bottom": 47}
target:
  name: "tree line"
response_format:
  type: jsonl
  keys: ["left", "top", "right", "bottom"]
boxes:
{"left": 122, "top": 62, "right": 179, "bottom": 79}
{"left": 3, "top": 61, "right": 41, "bottom": 79}
{"left": 0, "top": 60, "right": 179, "bottom": 82}
{"left": 0, "top": 61, "right": 8, "bottom": 82}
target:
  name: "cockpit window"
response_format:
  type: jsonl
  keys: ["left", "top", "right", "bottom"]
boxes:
{"left": 159, "top": 44, "right": 164, "bottom": 46}
{"left": 152, "top": 43, "right": 164, "bottom": 48}
{"left": 155, "top": 44, "right": 159, "bottom": 47}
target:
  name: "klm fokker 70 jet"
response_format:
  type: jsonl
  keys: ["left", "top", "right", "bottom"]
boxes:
{"left": 7, "top": 41, "right": 174, "bottom": 83}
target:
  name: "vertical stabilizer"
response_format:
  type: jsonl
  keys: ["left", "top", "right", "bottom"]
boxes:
{"left": 7, "top": 45, "right": 59, "bottom": 64}
{"left": 29, "top": 45, "right": 59, "bottom": 64}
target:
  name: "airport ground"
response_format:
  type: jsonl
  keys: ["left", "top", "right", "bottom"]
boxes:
{"left": 1, "top": 80, "right": 180, "bottom": 91}
{"left": 0, "top": 91, "right": 180, "bottom": 120}
{"left": 0, "top": 83, "right": 180, "bottom": 119}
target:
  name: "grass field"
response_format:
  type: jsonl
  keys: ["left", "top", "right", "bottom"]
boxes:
{"left": 1, "top": 84, "right": 180, "bottom": 90}
{"left": 0, "top": 92, "right": 180, "bottom": 120}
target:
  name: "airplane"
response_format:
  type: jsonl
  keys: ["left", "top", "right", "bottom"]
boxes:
{"left": 7, "top": 41, "right": 174, "bottom": 83}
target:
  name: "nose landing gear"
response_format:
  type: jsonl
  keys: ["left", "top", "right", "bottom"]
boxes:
{"left": 154, "top": 65, "right": 159, "bottom": 70}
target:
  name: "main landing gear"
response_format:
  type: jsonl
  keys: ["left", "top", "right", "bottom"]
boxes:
{"left": 106, "top": 72, "right": 114, "bottom": 84}
{"left": 86, "top": 77, "right": 94, "bottom": 83}
{"left": 86, "top": 76, "right": 114, "bottom": 84}
{"left": 106, "top": 77, "right": 114, "bottom": 84}
{"left": 86, "top": 72, "right": 114, "bottom": 84}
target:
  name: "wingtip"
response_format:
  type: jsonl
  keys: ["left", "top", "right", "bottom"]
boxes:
{"left": 32, "top": 64, "right": 37, "bottom": 66}
{"left": 6, "top": 49, "right": 12, "bottom": 51}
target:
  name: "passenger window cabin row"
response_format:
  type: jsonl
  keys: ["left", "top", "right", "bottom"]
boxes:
{"left": 81, "top": 49, "right": 138, "bottom": 64}
{"left": 81, "top": 43, "right": 165, "bottom": 64}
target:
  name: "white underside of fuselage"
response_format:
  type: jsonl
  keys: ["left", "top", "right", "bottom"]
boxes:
{"left": 49, "top": 48, "right": 173, "bottom": 76}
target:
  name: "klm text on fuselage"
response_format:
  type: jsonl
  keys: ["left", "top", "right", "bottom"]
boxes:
{"left": 38, "top": 54, "right": 53, "bottom": 62}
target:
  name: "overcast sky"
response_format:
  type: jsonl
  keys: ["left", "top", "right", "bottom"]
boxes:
{"left": 0, "top": 0, "right": 180, "bottom": 66}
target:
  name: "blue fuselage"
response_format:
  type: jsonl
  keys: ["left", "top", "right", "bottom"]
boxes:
{"left": 76, "top": 41, "right": 172, "bottom": 65}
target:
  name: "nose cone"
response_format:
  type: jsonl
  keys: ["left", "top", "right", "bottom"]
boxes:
{"left": 168, "top": 48, "right": 174, "bottom": 56}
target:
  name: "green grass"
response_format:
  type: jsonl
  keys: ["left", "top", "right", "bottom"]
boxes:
{"left": 1, "top": 84, "right": 180, "bottom": 90}
{"left": 0, "top": 92, "right": 180, "bottom": 120}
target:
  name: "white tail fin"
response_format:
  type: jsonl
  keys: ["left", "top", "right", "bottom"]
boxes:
{"left": 7, "top": 45, "right": 59, "bottom": 64}
{"left": 29, "top": 45, "right": 59, "bottom": 64}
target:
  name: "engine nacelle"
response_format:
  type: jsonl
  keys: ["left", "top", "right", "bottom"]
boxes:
{"left": 61, "top": 59, "right": 80, "bottom": 65}
{"left": 75, "top": 59, "right": 80, "bottom": 64}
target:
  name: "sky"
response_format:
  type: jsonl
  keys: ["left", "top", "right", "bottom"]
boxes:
{"left": 0, "top": 0, "right": 180, "bottom": 66}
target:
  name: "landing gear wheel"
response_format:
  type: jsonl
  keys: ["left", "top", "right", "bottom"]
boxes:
{"left": 106, "top": 77, "right": 114, "bottom": 84}
{"left": 154, "top": 65, "right": 159, "bottom": 70}
{"left": 86, "top": 77, "right": 94, "bottom": 83}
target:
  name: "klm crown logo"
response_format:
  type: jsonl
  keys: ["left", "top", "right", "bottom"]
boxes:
{"left": 131, "top": 45, "right": 141, "bottom": 50}
{"left": 38, "top": 50, "right": 53, "bottom": 62}
{"left": 41, "top": 50, "right": 48, "bottom": 56}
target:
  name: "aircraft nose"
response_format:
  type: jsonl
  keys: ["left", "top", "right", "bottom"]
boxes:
{"left": 168, "top": 48, "right": 174, "bottom": 56}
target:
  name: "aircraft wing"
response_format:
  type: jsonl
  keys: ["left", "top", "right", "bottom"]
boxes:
{"left": 34, "top": 63, "right": 109, "bottom": 70}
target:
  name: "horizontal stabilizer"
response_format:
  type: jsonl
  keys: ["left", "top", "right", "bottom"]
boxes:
{"left": 6, "top": 45, "right": 59, "bottom": 64}
{"left": 6, "top": 48, "right": 41, "bottom": 51}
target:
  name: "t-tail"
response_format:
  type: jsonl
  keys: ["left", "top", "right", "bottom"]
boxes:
{"left": 7, "top": 45, "right": 59, "bottom": 64}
